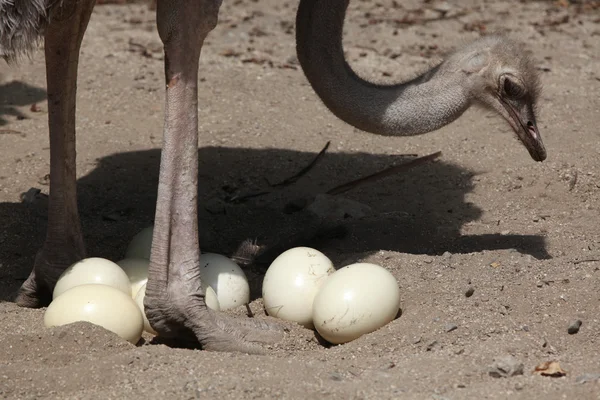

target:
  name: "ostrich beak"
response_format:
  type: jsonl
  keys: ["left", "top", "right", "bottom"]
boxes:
{"left": 522, "top": 119, "right": 546, "bottom": 162}
{"left": 501, "top": 100, "right": 547, "bottom": 162}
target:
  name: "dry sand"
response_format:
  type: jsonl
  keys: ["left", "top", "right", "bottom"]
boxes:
{"left": 1, "top": 0, "right": 599, "bottom": 398}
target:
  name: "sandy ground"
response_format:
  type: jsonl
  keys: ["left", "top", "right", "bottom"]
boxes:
{"left": 1, "top": 0, "right": 599, "bottom": 398}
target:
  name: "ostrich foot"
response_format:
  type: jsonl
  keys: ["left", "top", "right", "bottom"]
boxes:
{"left": 145, "top": 283, "right": 284, "bottom": 354}
{"left": 15, "top": 243, "right": 85, "bottom": 308}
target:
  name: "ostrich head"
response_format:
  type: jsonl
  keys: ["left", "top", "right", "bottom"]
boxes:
{"left": 452, "top": 35, "right": 546, "bottom": 161}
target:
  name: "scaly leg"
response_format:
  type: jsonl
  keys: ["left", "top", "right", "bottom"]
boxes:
{"left": 144, "top": 0, "right": 282, "bottom": 353}
{"left": 15, "top": 0, "right": 96, "bottom": 307}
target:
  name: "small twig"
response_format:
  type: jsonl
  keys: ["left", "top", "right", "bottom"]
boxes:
{"left": 573, "top": 258, "right": 600, "bottom": 265}
{"left": 128, "top": 41, "right": 146, "bottom": 51}
{"left": 226, "top": 190, "right": 270, "bottom": 203}
{"left": 226, "top": 140, "right": 328, "bottom": 203}
{"left": 0, "top": 129, "right": 24, "bottom": 135}
{"left": 354, "top": 44, "right": 381, "bottom": 53}
{"left": 128, "top": 39, "right": 155, "bottom": 58}
{"left": 568, "top": 171, "right": 578, "bottom": 191}
{"left": 269, "top": 141, "right": 330, "bottom": 187}
{"left": 245, "top": 304, "right": 254, "bottom": 318}
{"left": 326, "top": 151, "right": 442, "bottom": 196}
{"left": 369, "top": 10, "right": 468, "bottom": 26}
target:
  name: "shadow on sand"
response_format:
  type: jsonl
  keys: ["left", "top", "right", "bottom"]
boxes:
{"left": 0, "top": 144, "right": 549, "bottom": 301}
{"left": 0, "top": 81, "right": 47, "bottom": 126}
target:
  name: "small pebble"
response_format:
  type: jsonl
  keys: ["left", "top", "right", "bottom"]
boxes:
{"left": 426, "top": 340, "right": 438, "bottom": 351}
{"left": 20, "top": 187, "right": 41, "bottom": 204}
{"left": 488, "top": 355, "right": 524, "bottom": 378}
{"left": 381, "top": 361, "right": 396, "bottom": 370}
{"left": 567, "top": 320, "right": 582, "bottom": 334}
{"left": 329, "top": 372, "right": 343, "bottom": 381}
{"left": 575, "top": 373, "right": 600, "bottom": 384}
{"left": 445, "top": 324, "right": 458, "bottom": 333}
{"left": 465, "top": 287, "right": 475, "bottom": 297}
{"left": 204, "top": 197, "right": 226, "bottom": 214}
{"left": 283, "top": 197, "right": 308, "bottom": 213}
{"left": 307, "top": 194, "right": 372, "bottom": 220}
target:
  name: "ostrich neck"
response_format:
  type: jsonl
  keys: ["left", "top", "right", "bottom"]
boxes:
{"left": 296, "top": 0, "right": 471, "bottom": 136}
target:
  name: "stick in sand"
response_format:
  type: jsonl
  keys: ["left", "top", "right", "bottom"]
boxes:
{"left": 326, "top": 151, "right": 442, "bottom": 196}
{"left": 269, "top": 141, "right": 331, "bottom": 187}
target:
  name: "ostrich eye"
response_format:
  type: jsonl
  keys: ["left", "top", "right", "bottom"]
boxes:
{"left": 502, "top": 77, "right": 525, "bottom": 99}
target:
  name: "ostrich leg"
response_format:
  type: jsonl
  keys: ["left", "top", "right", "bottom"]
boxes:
{"left": 143, "top": 0, "right": 282, "bottom": 353}
{"left": 16, "top": 0, "right": 96, "bottom": 307}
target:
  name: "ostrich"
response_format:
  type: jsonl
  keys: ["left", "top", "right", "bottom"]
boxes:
{"left": 0, "top": 0, "right": 545, "bottom": 352}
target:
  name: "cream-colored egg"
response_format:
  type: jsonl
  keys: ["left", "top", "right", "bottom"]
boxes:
{"left": 199, "top": 253, "right": 249, "bottom": 310}
{"left": 125, "top": 226, "right": 154, "bottom": 260}
{"left": 262, "top": 247, "right": 334, "bottom": 328}
{"left": 53, "top": 257, "right": 131, "bottom": 300}
{"left": 116, "top": 258, "right": 149, "bottom": 298}
{"left": 45, "top": 284, "right": 144, "bottom": 344}
{"left": 133, "top": 283, "right": 157, "bottom": 335}
{"left": 312, "top": 263, "right": 401, "bottom": 344}
{"left": 204, "top": 286, "right": 221, "bottom": 311}
{"left": 134, "top": 282, "right": 220, "bottom": 336}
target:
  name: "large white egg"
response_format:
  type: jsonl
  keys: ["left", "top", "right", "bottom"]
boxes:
{"left": 199, "top": 253, "right": 250, "bottom": 311}
{"left": 45, "top": 284, "right": 144, "bottom": 344}
{"left": 53, "top": 257, "right": 131, "bottom": 300}
{"left": 133, "top": 283, "right": 157, "bottom": 335}
{"left": 312, "top": 263, "right": 401, "bottom": 344}
{"left": 125, "top": 226, "right": 154, "bottom": 260}
{"left": 262, "top": 247, "right": 335, "bottom": 328}
{"left": 134, "top": 282, "right": 220, "bottom": 335}
{"left": 204, "top": 286, "right": 221, "bottom": 311}
{"left": 116, "top": 258, "right": 149, "bottom": 298}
